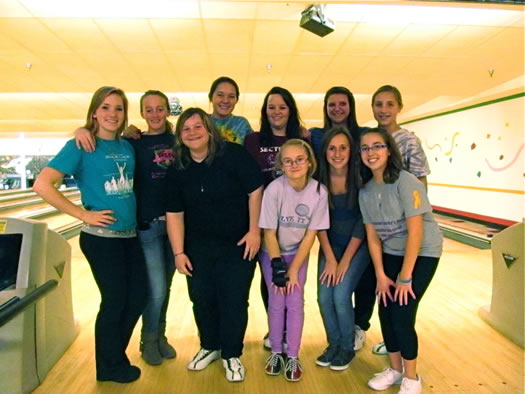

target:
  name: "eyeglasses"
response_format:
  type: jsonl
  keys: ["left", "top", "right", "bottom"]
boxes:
{"left": 282, "top": 157, "right": 308, "bottom": 167}
{"left": 359, "top": 144, "right": 387, "bottom": 153}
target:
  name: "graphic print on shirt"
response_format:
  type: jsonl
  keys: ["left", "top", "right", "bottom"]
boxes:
{"left": 103, "top": 158, "right": 134, "bottom": 196}
{"left": 280, "top": 203, "right": 311, "bottom": 228}
{"left": 374, "top": 219, "right": 407, "bottom": 243}
{"left": 213, "top": 116, "right": 252, "bottom": 145}
{"left": 153, "top": 147, "right": 175, "bottom": 169}
{"left": 218, "top": 125, "right": 238, "bottom": 143}
{"left": 151, "top": 147, "right": 175, "bottom": 179}
{"left": 261, "top": 146, "right": 282, "bottom": 177}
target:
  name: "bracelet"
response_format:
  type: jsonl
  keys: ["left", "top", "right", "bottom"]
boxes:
{"left": 174, "top": 251, "right": 185, "bottom": 257}
{"left": 396, "top": 274, "right": 412, "bottom": 284}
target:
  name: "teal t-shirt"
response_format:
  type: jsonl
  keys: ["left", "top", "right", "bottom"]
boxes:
{"left": 48, "top": 138, "right": 137, "bottom": 232}
{"left": 211, "top": 115, "right": 253, "bottom": 144}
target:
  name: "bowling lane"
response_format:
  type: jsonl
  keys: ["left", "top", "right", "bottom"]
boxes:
{"left": 0, "top": 192, "right": 80, "bottom": 217}
{"left": 40, "top": 213, "right": 81, "bottom": 232}
{"left": 0, "top": 198, "right": 82, "bottom": 220}
{"left": 0, "top": 188, "right": 78, "bottom": 204}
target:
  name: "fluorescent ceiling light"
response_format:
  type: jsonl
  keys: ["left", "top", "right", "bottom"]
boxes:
{"left": 9, "top": 0, "right": 523, "bottom": 27}
{"left": 327, "top": 4, "right": 523, "bottom": 26}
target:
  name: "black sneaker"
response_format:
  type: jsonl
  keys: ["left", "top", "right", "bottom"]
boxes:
{"left": 329, "top": 348, "right": 355, "bottom": 371}
{"left": 315, "top": 345, "right": 339, "bottom": 367}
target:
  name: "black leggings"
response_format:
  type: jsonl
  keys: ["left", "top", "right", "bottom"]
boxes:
{"left": 79, "top": 232, "right": 147, "bottom": 377}
{"left": 379, "top": 253, "right": 439, "bottom": 360}
{"left": 354, "top": 261, "right": 376, "bottom": 331}
{"left": 260, "top": 266, "right": 269, "bottom": 311}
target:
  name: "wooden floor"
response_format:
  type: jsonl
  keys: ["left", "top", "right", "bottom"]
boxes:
{"left": 33, "top": 237, "right": 524, "bottom": 394}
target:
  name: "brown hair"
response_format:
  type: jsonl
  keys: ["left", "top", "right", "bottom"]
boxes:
{"left": 317, "top": 127, "right": 360, "bottom": 208}
{"left": 174, "top": 107, "right": 224, "bottom": 169}
{"left": 359, "top": 127, "right": 403, "bottom": 185}
{"left": 371, "top": 85, "right": 403, "bottom": 109}
{"left": 140, "top": 90, "right": 173, "bottom": 133}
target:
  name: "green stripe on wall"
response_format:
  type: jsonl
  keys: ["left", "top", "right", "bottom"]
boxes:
{"left": 401, "top": 92, "right": 525, "bottom": 125}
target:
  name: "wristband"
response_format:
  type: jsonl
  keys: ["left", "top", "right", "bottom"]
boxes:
{"left": 396, "top": 274, "right": 412, "bottom": 284}
{"left": 174, "top": 251, "right": 185, "bottom": 257}
{"left": 271, "top": 257, "right": 288, "bottom": 288}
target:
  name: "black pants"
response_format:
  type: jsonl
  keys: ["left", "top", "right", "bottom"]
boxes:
{"left": 79, "top": 232, "right": 147, "bottom": 377}
{"left": 260, "top": 268, "right": 269, "bottom": 311}
{"left": 187, "top": 242, "right": 256, "bottom": 359}
{"left": 354, "top": 260, "right": 377, "bottom": 331}
{"left": 379, "top": 253, "right": 439, "bottom": 360}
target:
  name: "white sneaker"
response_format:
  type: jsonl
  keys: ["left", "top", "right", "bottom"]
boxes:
{"left": 222, "top": 357, "right": 245, "bottom": 382}
{"left": 368, "top": 368, "right": 403, "bottom": 391}
{"left": 264, "top": 333, "right": 288, "bottom": 352}
{"left": 354, "top": 325, "right": 366, "bottom": 351}
{"left": 398, "top": 376, "right": 422, "bottom": 394}
{"left": 372, "top": 341, "right": 388, "bottom": 355}
{"left": 187, "top": 348, "right": 220, "bottom": 371}
{"left": 263, "top": 334, "right": 271, "bottom": 350}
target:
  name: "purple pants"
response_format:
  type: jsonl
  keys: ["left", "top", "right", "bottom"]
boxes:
{"left": 259, "top": 250, "right": 308, "bottom": 358}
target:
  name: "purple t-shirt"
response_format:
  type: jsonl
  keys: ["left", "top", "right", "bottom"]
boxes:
{"left": 259, "top": 176, "right": 330, "bottom": 255}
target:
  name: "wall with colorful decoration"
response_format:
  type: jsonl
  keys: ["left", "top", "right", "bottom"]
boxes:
{"left": 404, "top": 94, "right": 524, "bottom": 223}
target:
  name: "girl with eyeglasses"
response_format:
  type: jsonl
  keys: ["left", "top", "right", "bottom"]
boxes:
{"left": 244, "top": 86, "right": 308, "bottom": 351}
{"left": 258, "top": 139, "right": 329, "bottom": 382}
{"left": 369, "top": 85, "right": 433, "bottom": 357}
{"left": 358, "top": 128, "right": 442, "bottom": 394}
{"left": 314, "top": 127, "right": 370, "bottom": 371}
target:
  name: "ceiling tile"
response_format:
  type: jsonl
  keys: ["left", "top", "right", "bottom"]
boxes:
{"left": 39, "top": 18, "right": 113, "bottom": 52}
{"left": 150, "top": 19, "right": 206, "bottom": 52}
{"left": 253, "top": 20, "right": 300, "bottom": 55}
{"left": 0, "top": 18, "right": 71, "bottom": 53}
{"left": 203, "top": 19, "right": 254, "bottom": 53}
{"left": 95, "top": 19, "right": 162, "bottom": 53}
{"left": 340, "top": 23, "right": 406, "bottom": 55}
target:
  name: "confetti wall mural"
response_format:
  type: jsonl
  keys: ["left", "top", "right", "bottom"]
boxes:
{"left": 404, "top": 94, "right": 524, "bottom": 223}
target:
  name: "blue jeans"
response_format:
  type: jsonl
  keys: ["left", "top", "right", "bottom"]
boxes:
{"left": 317, "top": 243, "right": 370, "bottom": 350}
{"left": 137, "top": 219, "right": 175, "bottom": 333}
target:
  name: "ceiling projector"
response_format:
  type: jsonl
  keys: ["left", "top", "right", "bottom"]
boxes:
{"left": 299, "top": 4, "right": 335, "bottom": 37}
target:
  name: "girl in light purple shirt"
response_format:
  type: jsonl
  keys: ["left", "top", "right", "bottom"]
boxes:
{"left": 258, "top": 139, "right": 329, "bottom": 382}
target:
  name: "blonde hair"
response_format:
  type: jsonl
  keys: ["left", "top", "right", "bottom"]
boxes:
{"left": 84, "top": 86, "right": 128, "bottom": 137}
{"left": 274, "top": 138, "right": 317, "bottom": 178}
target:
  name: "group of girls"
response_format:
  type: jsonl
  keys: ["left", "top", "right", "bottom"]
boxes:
{"left": 33, "top": 77, "right": 442, "bottom": 394}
